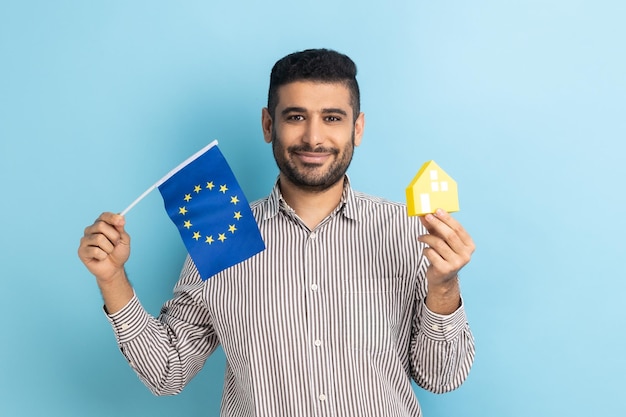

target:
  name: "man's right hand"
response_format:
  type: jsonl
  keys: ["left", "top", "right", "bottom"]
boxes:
{"left": 78, "top": 212, "right": 130, "bottom": 282}
{"left": 78, "top": 212, "right": 135, "bottom": 313}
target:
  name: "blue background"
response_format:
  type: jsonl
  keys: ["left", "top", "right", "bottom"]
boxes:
{"left": 1, "top": 1, "right": 624, "bottom": 416}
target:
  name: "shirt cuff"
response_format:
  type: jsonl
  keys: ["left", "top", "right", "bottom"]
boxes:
{"left": 421, "top": 299, "right": 468, "bottom": 342}
{"left": 104, "top": 293, "right": 151, "bottom": 344}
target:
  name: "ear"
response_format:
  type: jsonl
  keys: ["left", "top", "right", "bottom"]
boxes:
{"left": 261, "top": 108, "right": 273, "bottom": 143}
{"left": 353, "top": 112, "right": 365, "bottom": 147}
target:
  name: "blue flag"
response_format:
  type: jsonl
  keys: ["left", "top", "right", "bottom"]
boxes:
{"left": 156, "top": 141, "right": 265, "bottom": 280}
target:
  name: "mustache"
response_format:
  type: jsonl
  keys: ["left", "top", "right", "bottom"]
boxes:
{"left": 288, "top": 145, "right": 339, "bottom": 155}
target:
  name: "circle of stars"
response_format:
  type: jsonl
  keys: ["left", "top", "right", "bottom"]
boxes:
{"left": 177, "top": 180, "right": 243, "bottom": 245}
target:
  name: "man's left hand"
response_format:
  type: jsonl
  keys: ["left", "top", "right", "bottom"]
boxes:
{"left": 418, "top": 209, "right": 475, "bottom": 314}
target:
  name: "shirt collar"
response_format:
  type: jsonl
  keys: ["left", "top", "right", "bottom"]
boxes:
{"left": 260, "top": 175, "right": 359, "bottom": 222}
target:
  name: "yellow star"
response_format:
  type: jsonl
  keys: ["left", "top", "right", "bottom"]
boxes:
{"left": 183, "top": 220, "right": 192, "bottom": 229}
{"left": 205, "top": 235, "right": 214, "bottom": 244}
{"left": 194, "top": 184, "right": 202, "bottom": 193}
{"left": 219, "top": 184, "right": 228, "bottom": 193}
{"left": 192, "top": 231, "right": 201, "bottom": 241}
{"left": 233, "top": 211, "right": 242, "bottom": 220}
{"left": 228, "top": 224, "right": 237, "bottom": 233}
{"left": 184, "top": 194, "right": 192, "bottom": 202}
{"left": 206, "top": 181, "right": 215, "bottom": 190}
{"left": 218, "top": 233, "right": 227, "bottom": 242}
{"left": 179, "top": 207, "right": 188, "bottom": 215}
{"left": 230, "top": 195, "right": 239, "bottom": 204}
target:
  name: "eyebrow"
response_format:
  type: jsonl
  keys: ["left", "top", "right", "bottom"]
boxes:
{"left": 281, "top": 107, "right": 349, "bottom": 117}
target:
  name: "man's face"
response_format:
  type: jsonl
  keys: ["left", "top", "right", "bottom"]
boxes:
{"left": 262, "top": 81, "right": 364, "bottom": 192}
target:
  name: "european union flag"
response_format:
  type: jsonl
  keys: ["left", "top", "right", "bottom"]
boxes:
{"left": 157, "top": 141, "right": 265, "bottom": 280}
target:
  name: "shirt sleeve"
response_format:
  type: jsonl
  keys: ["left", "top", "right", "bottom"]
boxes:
{"left": 105, "top": 257, "right": 220, "bottom": 396}
{"left": 410, "top": 296, "right": 475, "bottom": 393}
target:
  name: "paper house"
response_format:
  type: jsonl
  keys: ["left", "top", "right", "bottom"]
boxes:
{"left": 406, "top": 160, "right": 459, "bottom": 216}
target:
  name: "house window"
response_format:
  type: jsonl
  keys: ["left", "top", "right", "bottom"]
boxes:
{"left": 430, "top": 170, "right": 448, "bottom": 193}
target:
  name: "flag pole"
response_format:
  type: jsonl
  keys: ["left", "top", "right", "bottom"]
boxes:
{"left": 119, "top": 140, "right": 219, "bottom": 216}
{"left": 120, "top": 184, "right": 158, "bottom": 216}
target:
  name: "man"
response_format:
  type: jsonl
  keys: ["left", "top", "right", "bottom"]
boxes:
{"left": 78, "top": 48, "right": 475, "bottom": 416}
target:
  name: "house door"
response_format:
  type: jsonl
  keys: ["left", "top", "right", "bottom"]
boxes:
{"left": 420, "top": 193, "right": 431, "bottom": 214}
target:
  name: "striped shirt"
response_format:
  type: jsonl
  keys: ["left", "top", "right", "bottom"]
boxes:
{"left": 107, "top": 178, "right": 475, "bottom": 417}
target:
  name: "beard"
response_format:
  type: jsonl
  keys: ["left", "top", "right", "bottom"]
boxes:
{"left": 271, "top": 129, "right": 355, "bottom": 193}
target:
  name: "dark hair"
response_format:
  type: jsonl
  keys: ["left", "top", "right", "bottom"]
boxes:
{"left": 267, "top": 48, "right": 360, "bottom": 120}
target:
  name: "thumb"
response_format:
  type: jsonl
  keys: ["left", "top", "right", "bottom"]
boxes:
{"left": 115, "top": 216, "right": 130, "bottom": 246}
{"left": 105, "top": 212, "right": 130, "bottom": 246}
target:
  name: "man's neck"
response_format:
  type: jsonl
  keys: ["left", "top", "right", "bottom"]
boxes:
{"left": 278, "top": 175, "right": 345, "bottom": 230}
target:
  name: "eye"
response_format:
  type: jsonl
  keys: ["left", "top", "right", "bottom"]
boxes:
{"left": 287, "top": 114, "right": 305, "bottom": 121}
{"left": 325, "top": 115, "right": 342, "bottom": 122}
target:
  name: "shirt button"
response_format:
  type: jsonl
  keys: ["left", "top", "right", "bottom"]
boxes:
{"left": 318, "top": 394, "right": 327, "bottom": 401}
{"left": 309, "top": 232, "right": 317, "bottom": 239}
{"left": 431, "top": 324, "right": 439, "bottom": 331}
{"left": 310, "top": 283, "right": 318, "bottom": 291}
{"left": 445, "top": 325, "right": 453, "bottom": 331}
{"left": 314, "top": 339, "right": 322, "bottom": 347}
{"left": 120, "top": 323, "right": 130, "bottom": 330}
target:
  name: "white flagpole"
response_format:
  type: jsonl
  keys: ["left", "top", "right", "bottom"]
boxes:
{"left": 119, "top": 140, "right": 219, "bottom": 216}
{"left": 120, "top": 184, "right": 157, "bottom": 216}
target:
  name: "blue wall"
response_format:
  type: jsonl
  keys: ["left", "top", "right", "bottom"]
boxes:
{"left": 1, "top": 1, "right": 625, "bottom": 416}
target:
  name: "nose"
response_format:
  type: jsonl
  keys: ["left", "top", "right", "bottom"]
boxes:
{"left": 302, "top": 118, "right": 323, "bottom": 147}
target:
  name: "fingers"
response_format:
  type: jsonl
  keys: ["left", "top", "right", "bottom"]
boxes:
{"left": 95, "top": 212, "right": 126, "bottom": 231}
{"left": 80, "top": 233, "right": 115, "bottom": 259}
{"left": 419, "top": 209, "right": 474, "bottom": 250}
{"left": 78, "top": 212, "right": 129, "bottom": 261}
{"left": 418, "top": 209, "right": 475, "bottom": 281}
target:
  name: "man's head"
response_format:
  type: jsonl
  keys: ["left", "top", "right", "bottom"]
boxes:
{"left": 267, "top": 48, "right": 360, "bottom": 122}
{"left": 262, "top": 49, "right": 365, "bottom": 193}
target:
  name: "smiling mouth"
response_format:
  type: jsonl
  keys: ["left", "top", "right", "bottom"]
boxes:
{"left": 293, "top": 151, "right": 335, "bottom": 166}
{"left": 290, "top": 146, "right": 337, "bottom": 164}
{"left": 296, "top": 150, "right": 330, "bottom": 160}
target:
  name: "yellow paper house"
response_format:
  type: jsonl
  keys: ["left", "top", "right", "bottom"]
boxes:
{"left": 406, "top": 160, "right": 459, "bottom": 216}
